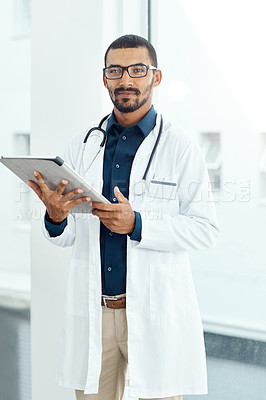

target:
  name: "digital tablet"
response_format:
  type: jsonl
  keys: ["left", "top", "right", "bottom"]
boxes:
{"left": 0, "top": 156, "right": 110, "bottom": 213}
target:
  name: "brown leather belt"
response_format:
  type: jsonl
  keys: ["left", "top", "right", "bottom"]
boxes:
{"left": 101, "top": 296, "right": 126, "bottom": 309}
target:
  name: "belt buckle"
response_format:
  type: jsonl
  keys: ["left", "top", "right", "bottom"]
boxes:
{"left": 103, "top": 296, "right": 118, "bottom": 308}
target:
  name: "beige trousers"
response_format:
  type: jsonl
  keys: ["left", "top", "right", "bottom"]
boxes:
{"left": 75, "top": 306, "right": 182, "bottom": 400}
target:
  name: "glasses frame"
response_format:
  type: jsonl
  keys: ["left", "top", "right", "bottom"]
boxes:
{"left": 103, "top": 63, "right": 157, "bottom": 80}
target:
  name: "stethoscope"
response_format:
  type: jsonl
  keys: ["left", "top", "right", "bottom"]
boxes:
{"left": 82, "top": 113, "right": 163, "bottom": 182}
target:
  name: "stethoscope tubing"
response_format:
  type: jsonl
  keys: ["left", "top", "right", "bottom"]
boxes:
{"left": 83, "top": 114, "right": 111, "bottom": 147}
{"left": 82, "top": 113, "right": 163, "bottom": 181}
{"left": 142, "top": 116, "right": 163, "bottom": 181}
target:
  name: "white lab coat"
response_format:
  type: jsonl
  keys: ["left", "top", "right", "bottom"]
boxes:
{"left": 43, "top": 113, "right": 219, "bottom": 398}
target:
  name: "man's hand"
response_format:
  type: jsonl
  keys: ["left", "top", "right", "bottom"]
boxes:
{"left": 92, "top": 186, "right": 136, "bottom": 234}
{"left": 27, "top": 170, "right": 91, "bottom": 223}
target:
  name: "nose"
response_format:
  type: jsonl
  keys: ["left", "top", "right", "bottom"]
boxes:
{"left": 120, "top": 68, "right": 133, "bottom": 85}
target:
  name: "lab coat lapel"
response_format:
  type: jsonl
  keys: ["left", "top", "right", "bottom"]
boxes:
{"left": 81, "top": 125, "right": 107, "bottom": 193}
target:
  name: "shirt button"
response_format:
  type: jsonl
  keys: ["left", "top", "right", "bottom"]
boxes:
{"left": 109, "top": 231, "right": 113, "bottom": 236}
{"left": 107, "top": 266, "right": 112, "bottom": 272}
{"left": 122, "top": 135, "right": 127, "bottom": 140}
{"left": 113, "top": 197, "right": 117, "bottom": 202}
{"left": 115, "top": 164, "right": 120, "bottom": 169}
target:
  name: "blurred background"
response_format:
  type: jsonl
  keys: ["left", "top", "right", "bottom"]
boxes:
{"left": 0, "top": 0, "right": 265, "bottom": 399}
{"left": 0, "top": 0, "right": 31, "bottom": 399}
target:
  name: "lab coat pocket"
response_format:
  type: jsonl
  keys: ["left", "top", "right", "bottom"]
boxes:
{"left": 147, "top": 179, "right": 178, "bottom": 200}
{"left": 65, "top": 260, "right": 89, "bottom": 317}
{"left": 149, "top": 263, "right": 192, "bottom": 323}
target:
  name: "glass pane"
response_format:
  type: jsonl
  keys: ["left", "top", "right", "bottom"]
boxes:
{"left": 150, "top": 1, "right": 266, "bottom": 399}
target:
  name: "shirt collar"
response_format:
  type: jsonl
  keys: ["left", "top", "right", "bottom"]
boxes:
{"left": 106, "top": 106, "right": 157, "bottom": 137}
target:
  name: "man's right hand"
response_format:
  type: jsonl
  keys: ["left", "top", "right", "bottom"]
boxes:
{"left": 27, "top": 170, "right": 91, "bottom": 223}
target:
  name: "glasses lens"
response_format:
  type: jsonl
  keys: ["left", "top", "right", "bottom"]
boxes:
{"left": 128, "top": 64, "right": 147, "bottom": 77}
{"left": 105, "top": 67, "right": 122, "bottom": 79}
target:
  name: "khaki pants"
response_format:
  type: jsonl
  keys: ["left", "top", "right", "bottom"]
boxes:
{"left": 75, "top": 306, "right": 182, "bottom": 400}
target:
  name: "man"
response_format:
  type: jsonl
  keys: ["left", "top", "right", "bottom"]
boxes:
{"left": 28, "top": 35, "right": 219, "bottom": 400}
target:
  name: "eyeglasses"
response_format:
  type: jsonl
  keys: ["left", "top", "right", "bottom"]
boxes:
{"left": 103, "top": 63, "right": 157, "bottom": 80}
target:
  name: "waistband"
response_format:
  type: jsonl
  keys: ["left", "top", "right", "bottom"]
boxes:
{"left": 101, "top": 294, "right": 126, "bottom": 309}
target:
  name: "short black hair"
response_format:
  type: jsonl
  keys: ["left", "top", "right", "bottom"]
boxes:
{"left": 104, "top": 34, "right": 158, "bottom": 68}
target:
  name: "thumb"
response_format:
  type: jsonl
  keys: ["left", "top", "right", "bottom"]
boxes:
{"left": 114, "top": 186, "right": 127, "bottom": 203}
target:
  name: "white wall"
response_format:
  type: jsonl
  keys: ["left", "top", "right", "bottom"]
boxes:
{"left": 0, "top": 0, "right": 31, "bottom": 278}
{"left": 31, "top": 2, "right": 104, "bottom": 399}
{"left": 31, "top": 1, "right": 148, "bottom": 399}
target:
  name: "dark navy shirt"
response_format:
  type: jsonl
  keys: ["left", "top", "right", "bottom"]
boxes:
{"left": 45, "top": 106, "right": 157, "bottom": 296}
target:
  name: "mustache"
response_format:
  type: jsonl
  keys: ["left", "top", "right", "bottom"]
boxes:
{"left": 114, "top": 87, "right": 140, "bottom": 95}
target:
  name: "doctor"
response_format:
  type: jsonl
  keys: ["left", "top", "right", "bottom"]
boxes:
{"left": 28, "top": 34, "right": 219, "bottom": 400}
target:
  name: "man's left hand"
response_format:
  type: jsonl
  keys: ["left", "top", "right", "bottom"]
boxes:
{"left": 91, "top": 186, "right": 136, "bottom": 234}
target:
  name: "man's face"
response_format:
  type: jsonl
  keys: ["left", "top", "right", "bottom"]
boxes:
{"left": 103, "top": 47, "right": 160, "bottom": 114}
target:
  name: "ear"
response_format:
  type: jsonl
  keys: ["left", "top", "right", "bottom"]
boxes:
{"left": 153, "top": 69, "right": 162, "bottom": 88}
{"left": 103, "top": 72, "right": 108, "bottom": 88}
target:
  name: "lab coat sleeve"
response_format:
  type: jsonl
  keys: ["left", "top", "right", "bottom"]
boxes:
{"left": 43, "top": 213, "right": 76, "bottom": 247}
{"left": 44, "top": 211, "right": 67, "bottom": 237}
{"left": 136, "top": 141, "right": 220, "bottom": 252}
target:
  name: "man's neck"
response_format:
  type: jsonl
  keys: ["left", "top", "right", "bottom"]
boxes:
{"left": 113, "top": 104, "right": 152, "bottom": 128}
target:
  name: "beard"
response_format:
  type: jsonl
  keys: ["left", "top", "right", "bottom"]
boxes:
{"left": 107, "top": 79, "right": 154, "bottom": 113}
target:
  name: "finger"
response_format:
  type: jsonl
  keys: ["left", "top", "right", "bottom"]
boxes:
{"left": 114, "top": 186, "right": 128, "bottom": 204}
{"left": 67, "top": 195, "right": 91, "bottom": 209}
{"left": 54, "top": 179, "right": 69, "bottom": 196}
{"left": 33, "top": 170, "right": 50, "bottom": 192}
{"left": 92, "top": 209, "right": 114, "bottom": 219}
{"left": 63, "top": 188, "right": 88, "bottom": 201}
{"left": 98, "top": 219, "right": 127, "bottom": 234}
{"left": 34, "top": 171, "right": 68, "bottom": 196}
{"left": 91, "top": 201, "right": 118, "bottom": 211}
{"left": 27, "top": 180, "right": 42, "bottom": 198}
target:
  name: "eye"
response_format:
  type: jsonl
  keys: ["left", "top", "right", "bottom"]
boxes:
{"left": 132, "top": 65, "right": 146, "bottom": 74}
{"left": 108, "top": 67, "right": 121, "bottom": 75}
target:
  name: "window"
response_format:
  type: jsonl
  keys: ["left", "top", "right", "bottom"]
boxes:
{"left": 200, "top": 132, "right": 222, "bottom": 195}
{"left": 150, "top": 1, "right": 266, "bottom": 399}
{"left": 14, "top": 0, "right": 31, "bottom": 37}
{"left": 259, "top": 132, "right": 266, "bottom": 204}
